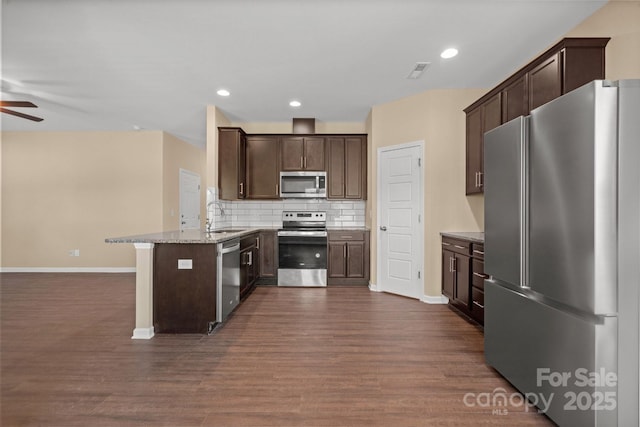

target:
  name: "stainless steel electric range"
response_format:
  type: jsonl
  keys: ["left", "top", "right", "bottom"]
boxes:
{"left": 277, "top": 211, "right": 327, "bottom": 287}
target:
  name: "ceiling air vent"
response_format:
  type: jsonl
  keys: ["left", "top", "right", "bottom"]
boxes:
{"left": 407, "top": 62, "right": 431, "bottom": 79}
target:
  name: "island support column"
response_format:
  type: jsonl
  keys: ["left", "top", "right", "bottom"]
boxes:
{"left": 132, "top": 243, "right": 155, "bottom": 339}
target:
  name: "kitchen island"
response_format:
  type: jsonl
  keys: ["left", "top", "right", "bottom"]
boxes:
{"left": 106, "top": 228, "right": 264, "bottom": 339}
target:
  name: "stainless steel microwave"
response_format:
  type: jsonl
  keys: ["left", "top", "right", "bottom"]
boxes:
{"left": 279, "top": 171, "right": 326, "bottom": 198}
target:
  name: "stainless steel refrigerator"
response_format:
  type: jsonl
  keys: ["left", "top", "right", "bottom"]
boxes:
{"left": 484, "top": 80, "right": 639, "bottom": 427}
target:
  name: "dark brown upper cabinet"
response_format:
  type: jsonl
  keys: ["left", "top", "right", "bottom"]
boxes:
{"left": 327, "top": 136, "right": 367, "bottom": 200}
{"left": 528, "top": 53, "right": 562, "bottom": 111}
{"left": 218, "top": 128, "right": 367, "bottom": 201}
{"left": 218, "top": 127, "right": 246, "bottom": 200}
{"left": 280, "top": 136, "right": 325, "bottom": 171}
{"left": 501, "top": 74, "right": 527, "bottom": 123}
{"left": 245, "top": 135, "right": 280, "bottom": 199}
{"left": 466, "top": 93, "right": 501, "bottom": 194}
{"left": 464, "top": 37, "right": 609, "bottom": 195}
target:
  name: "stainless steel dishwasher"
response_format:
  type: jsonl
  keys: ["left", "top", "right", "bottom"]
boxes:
{"left": 216, "top": 238, "right": 240, "bottom": 323}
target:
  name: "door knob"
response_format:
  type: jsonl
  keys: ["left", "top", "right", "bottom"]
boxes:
{"left": 380, "top": 226, "right": 387, "bottom": 231}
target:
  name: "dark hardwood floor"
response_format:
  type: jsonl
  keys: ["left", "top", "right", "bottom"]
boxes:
{"left": 1, "top": 273, "right": 553, "bottom": 426}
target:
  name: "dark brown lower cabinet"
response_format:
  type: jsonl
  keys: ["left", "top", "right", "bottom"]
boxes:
{"left": 441, "top": 236, "right": 485, "bottom": 326}
{"left": 327, "top": 230, "right": 370, "bottom": 285}
{"left": 240, "top": 233, "right": 259, "bottom": 299}
{"left": 153, "top": 244, "right": 217, "bottom": 334}
{"left": 258, "top": 230, "right": 277, "bottom": 284}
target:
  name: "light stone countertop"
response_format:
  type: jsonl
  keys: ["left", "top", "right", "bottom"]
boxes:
{"left": 105, "top": 228, "right": 264, "bottom": 244}
{"left": 107, "top": 225, "right": 370, "bottom": 245}
{"left": 440, "top": 231, "right": 485, "bottom": 243}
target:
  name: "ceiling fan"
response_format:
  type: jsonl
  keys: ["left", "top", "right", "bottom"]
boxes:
{"left": 0, "top": 101, "right": 43, "bottom": 122}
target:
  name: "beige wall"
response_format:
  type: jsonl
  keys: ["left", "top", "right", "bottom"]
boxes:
{"left": 369, "top": 89, "right": 486, "bottom": 296}
{"left": 232, "top": 121, "right": 366, "bottom": 135}
{"left": 567, "top": 0, "right": 640, "bottom": 79}
{"left": 162, "top": 132, "right": 207, "bottom": 230}
{"left": 1, "top": 130, "right": 204, "bottom": 269}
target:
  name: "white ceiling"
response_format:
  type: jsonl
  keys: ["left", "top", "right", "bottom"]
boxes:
{"left": 1, "top": 0, "right": 606, "bottom": 147}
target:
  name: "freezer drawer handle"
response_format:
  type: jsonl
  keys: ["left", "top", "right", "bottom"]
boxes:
{"left": 473, "top": 301, "right": 484, "bottom": 309}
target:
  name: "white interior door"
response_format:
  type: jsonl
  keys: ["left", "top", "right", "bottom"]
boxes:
{"left": 378, "top": 143, "right": 423, "bottom": 299}
{"left": 179, "top": 169, "right": 201, "bottom": 231}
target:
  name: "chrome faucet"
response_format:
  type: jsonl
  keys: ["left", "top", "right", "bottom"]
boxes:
{"left": 206, "top": 200, "right": 226, "bottom": 232}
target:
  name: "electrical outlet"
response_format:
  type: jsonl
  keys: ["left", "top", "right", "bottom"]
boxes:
{"left": 68, "top": 249, "right": 80, "bottom": 257}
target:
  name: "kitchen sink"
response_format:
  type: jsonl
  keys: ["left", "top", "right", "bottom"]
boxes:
{"left": 208, "top": 228, "right": 245, "bottom": 234}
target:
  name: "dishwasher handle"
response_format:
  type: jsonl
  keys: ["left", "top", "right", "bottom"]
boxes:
{"left": 219, "top": 241, "right": 240, "bottom": 254}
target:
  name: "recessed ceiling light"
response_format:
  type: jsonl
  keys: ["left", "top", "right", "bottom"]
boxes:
{"left": 217, "top": 89, "right": 230, "bottom": 97}
{"left": 440, "top": 48, "right": 458, "bottom": 59}
{"left": 289, "top": 100, "right": 301, "bottom": 107}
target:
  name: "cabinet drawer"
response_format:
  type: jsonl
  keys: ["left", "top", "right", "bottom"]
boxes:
{"left": 472, "top": 243, "right": 485, "bottom": 259}
{"left": 472, "top": 258, "right": 487, "bottom": 289}
{"left": 329, "top": 231, "right": 365, "bottom": 241}
{"left": 441, "top": 237, "right": 471, "bottom": 255}
{"left": 471, "top": 287, "right": 485, "bottom": 323}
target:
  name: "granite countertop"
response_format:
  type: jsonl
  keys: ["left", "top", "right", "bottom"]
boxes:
{"left": 105, "top": 228, "right": 263, "bottom": 244}
{"left": 107, "top": 225, "right": 370, "bottom": 244}
{"left": 440, "top": 231, "right": 484, "bottom": 243}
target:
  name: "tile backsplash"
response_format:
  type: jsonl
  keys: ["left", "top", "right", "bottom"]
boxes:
{"left": 207, "top": 199, "right": 365, "bottom": 229}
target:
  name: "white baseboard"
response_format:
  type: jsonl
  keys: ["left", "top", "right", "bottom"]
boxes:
{"left": 421, "top": 294, "right": 449, "bottom": 304}
{"left": 131, "top": 327, "right": 155, "bottom": 340}
{"left": 0, "top": 267, "right": 136, "bottom": 273}
{"left": 368, "top": 282, "right": 382, "bottom": 292}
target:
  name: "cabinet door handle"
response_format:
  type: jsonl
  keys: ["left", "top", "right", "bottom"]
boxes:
{"left": 473, "top": 272, "right": 487, "bottom": 278}
{"left": 304, "top": 157, "right": 307, "bottom": 169}
{"left": 475, "top": 172, "right": 480, "bottom": 188}
{"left": 239, "top": 182, "right": 244, "bottom": 195}
{"left": 452, "top": 257, "right": 457, "bottom": 272}
{"left": 379, "top": 226, "right": 387, "bottom": 231}
{"left": 343, "top": 246, "right": 346, "bottom": 258}
{"left": 473, "top": 301, "right": 485, "bottom": 309}
{"left": 300, "top": 156, "right": 304, "bottom": 169}
{"left": 454, "top": 245, "right": 466, "bottom": 250}
{"left": 442, "top": 242, "right": 451, "bottom": 246}
{"left": 340, "top": 235, "right": 352, "bottom": 239}
{"left": 449, "top": 257, "right": 454, "bottom": 273}
{"left": 276, "top": 184, "right": 279, "bottom": 195}
{"left": 256, "top": 237, "right": 260, "bottom": 250}
{"left": 248, "top": 251, "right": 253, "bottom": 266}
{"left": 473, "top": 249, "right": 484, "bottom": 255}
{"left": 478, "top": 172, "right": 483, "bottom": 188}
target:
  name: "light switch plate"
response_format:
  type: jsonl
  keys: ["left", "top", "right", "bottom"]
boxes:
{"left": 177, "top": 259, "right": 193, "bottom": 270}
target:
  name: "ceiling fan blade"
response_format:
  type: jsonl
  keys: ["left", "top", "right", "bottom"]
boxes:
{"left": 0, "top": 100, "right": 38, "bottom": 108}
{"left": 1, "top": 107, "right": 44, "bottom": 122}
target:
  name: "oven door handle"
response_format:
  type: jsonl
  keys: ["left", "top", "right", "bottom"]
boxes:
{"left": 277, "top": 231, "right": 327, "bottom": 237}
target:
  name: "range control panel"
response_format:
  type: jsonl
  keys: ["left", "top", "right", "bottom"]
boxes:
{"left": 282, "top": 211, "right": 326, "bottom": 221}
